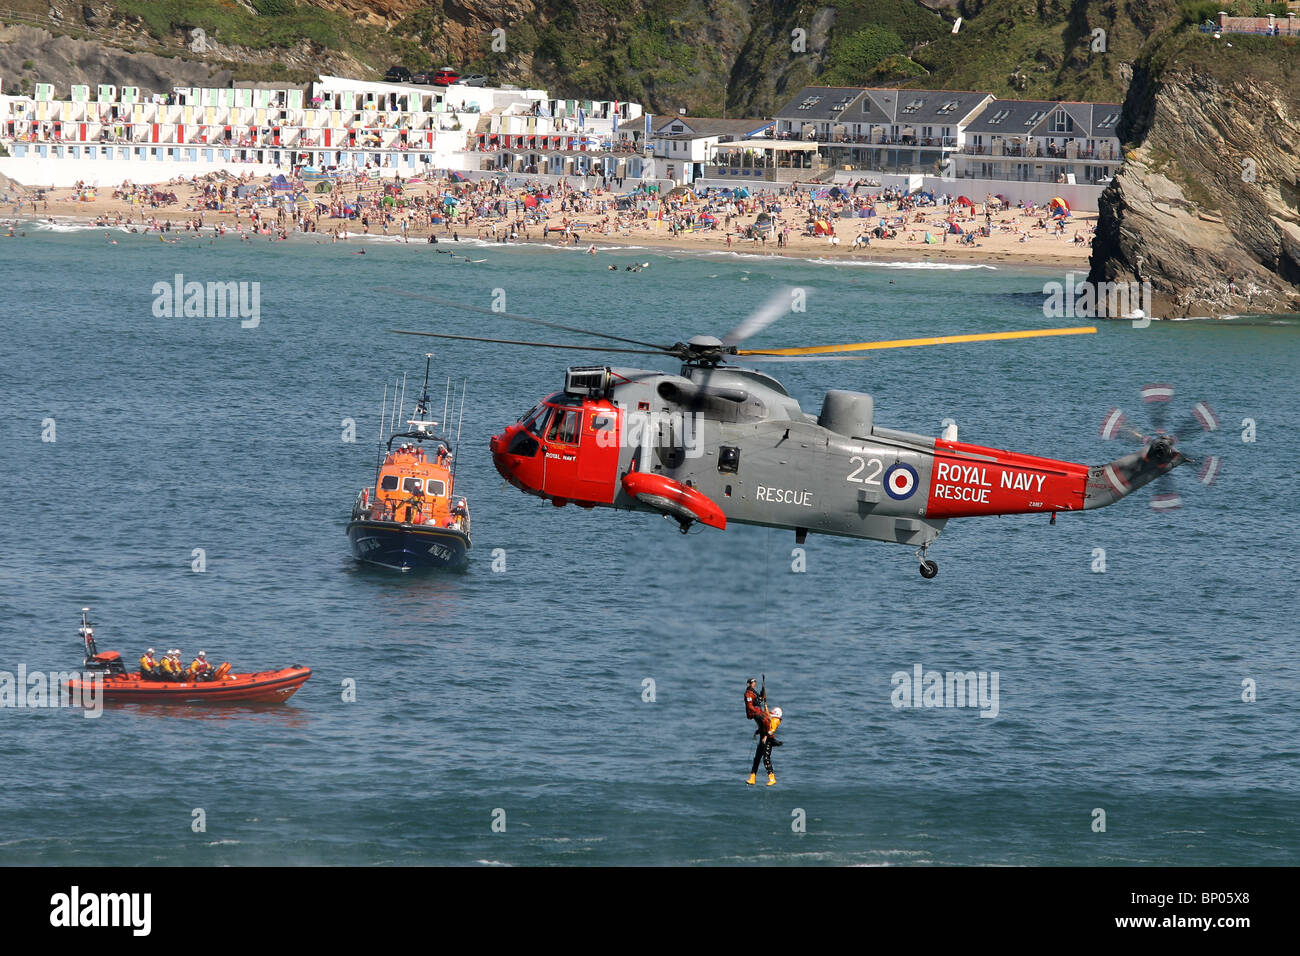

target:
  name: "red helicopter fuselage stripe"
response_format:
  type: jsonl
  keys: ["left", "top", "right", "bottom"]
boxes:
{"left": 924, "top": 439, "right": 1089, "bottom": 517}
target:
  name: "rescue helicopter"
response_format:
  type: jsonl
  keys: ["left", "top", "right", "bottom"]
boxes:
{"left": 393, "top": 290, "right": 1218, "bottom": 578}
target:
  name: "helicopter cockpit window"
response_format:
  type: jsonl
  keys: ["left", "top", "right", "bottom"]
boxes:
{"left": 526, "top": 406, "right": 553, "bottom": 437}
{"left": 402, "top": 477, "right": 423, "bottom": 495}
{"left": 380, "top": 474, "right": 400, "bottom": 491}
{"left": 517, "top": 404, "right": 540, "bottom": 424}
{"left": 548, "top": 409, "right": 580, "bottom": 444}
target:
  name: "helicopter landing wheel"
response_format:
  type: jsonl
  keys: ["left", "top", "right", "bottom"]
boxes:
{"left": 919, "top": 560, "right": 939, "bottom": 579}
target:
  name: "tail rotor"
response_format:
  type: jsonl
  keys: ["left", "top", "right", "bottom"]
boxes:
{"left": 1100, "top": 385, "right": 1223, "bottom": 512}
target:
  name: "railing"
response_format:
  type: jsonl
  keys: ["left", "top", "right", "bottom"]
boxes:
{"left": 961, "top": 144, "right": 1115, "bottom": 161}
{"left": 828, "top": 136, "right": 955, "bottom": 147}
{"left": 1202, "top": 19, "right": 1300, "bottom": 36}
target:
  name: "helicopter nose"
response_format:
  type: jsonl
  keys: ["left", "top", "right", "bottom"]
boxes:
{"left": 491, "top": 424, "right": 544, "bottom": 494}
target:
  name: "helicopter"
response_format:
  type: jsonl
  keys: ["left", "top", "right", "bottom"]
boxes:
{"left": 393, "top": 290, "right": 1206, "bottom": 578}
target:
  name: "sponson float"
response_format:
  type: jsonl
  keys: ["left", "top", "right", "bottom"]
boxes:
{"left": 395, "top": 290, "right": 1219, "bottom": 579}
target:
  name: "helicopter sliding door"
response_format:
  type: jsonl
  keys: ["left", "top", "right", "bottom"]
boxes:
{"left": 541, "top": 404, "right": 617, "bottom": 505}
{"left": 576, "top": 404, "right": 619, "bottom": 503}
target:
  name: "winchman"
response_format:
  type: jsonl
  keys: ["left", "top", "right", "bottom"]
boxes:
{"left": 745, "top": 677, "right": 764, "bottom": 724}
{"left": 747, "top": 706, "right": 783, "bottom": 787}
{"left": 139, "top": 648, "right": 160, "bottom": 681}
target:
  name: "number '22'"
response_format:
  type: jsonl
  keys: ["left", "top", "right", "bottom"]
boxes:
{"left": 846, "top": 456, "right": 883, "bottom": 485}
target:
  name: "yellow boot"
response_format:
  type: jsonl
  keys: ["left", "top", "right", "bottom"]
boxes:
{"left": 746, "top": 773, "right": 756, "bottom": 785}
{"left": 766, "top": 773, "right": 777, "bottom": 786}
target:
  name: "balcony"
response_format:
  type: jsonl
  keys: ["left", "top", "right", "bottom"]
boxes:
{"left": 962, "top": 143, "right": 1117, "bottom": 161}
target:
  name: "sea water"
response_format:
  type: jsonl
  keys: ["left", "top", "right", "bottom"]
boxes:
{"left": 1, "top": 225, "right": 1297, "bottom": 865}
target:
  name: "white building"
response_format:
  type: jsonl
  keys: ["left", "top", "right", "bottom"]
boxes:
{"left": 0, "top": 75, "right": 644, "bottom": 187}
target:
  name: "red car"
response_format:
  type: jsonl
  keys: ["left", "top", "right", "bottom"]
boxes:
{"left": 431, "top": 68, "right": 459, "bottom": 87}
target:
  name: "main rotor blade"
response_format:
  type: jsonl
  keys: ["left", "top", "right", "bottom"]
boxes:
{"left": 722, "top": 287, "right": 796, "bottom": 347}
{"left": 390, "top": 329, "right": 664, "bottom": 355}
{"left": 387, "top": 290, "right": 671, "bottom": 352}
{"left": 737, "top": 326, "right": 1097, "bottom": 357}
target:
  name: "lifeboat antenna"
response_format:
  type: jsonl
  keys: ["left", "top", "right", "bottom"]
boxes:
{"left": 397, "top": 373, "right": 407, "bottom": 434}
{"left": 442, "top": 372, "right": 452, "bottom": 434}
{"left": 452, "top": 379, "right": 466, "bottom": 482}
{"left": 374, "top": 382, "right": 389, "bottom": 491}
{"left": 407, "top": 353, "right": 439, "bottom": 439}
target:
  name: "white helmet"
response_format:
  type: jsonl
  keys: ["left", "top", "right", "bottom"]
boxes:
{"left": 147, "top": 648, "right": 155, "bottom": 654}
{"left": 771, "top": 707, "right": 783, "bottom": 719}
{"left": 198, "top": 651, "right": 206, "bottom": 658}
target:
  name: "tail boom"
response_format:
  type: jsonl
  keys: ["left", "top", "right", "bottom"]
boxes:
{"left": 925, "top": 438, "right": 1182, "bottom": 517}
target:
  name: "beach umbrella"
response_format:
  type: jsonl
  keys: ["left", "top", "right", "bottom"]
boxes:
{"left": 956, "top": 195, "right": 974, "bottom": 207}
{"left": 1049, "top": 196, "right": 1070, "bottom": 217}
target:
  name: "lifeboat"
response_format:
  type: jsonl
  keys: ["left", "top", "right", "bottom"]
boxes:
{"left": 346, "top": 354, "right": 472, "bottom": 571}
{"left": 65, "top": 608, "right": 310, "bottom": 704}
{"left": 68, "top": 667, "right": 311, "bottom": 704}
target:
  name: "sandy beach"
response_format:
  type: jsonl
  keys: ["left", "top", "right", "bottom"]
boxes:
{"left": 3, "top": 171, "right": 1097, "bottom": 270}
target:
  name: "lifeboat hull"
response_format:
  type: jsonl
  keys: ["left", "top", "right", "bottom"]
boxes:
{"left": 346, "top": 519, "right": 470, "bottom": 571}
{"left": 67, "top": 667, "right": 311, "bottom": 704}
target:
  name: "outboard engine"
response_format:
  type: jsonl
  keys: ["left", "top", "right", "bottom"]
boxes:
{"left": 78, "top": 607, "right": 127, "bottom": 674}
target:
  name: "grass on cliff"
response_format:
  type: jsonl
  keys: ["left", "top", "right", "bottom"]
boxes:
{"left": 116, "top": 0, "right": 357, "bottom": 52}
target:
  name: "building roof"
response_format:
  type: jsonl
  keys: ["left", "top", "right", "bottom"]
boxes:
{"left": 772, "top": 87, "right": 866, "bottom": 121}
{"left": 773, "top": 86, "right": 1121, "bottom": 135}
{"left": 964, "top": 100, "right": 1122, "bottom": 137}
{"left": 652, "top": 116, "right": 772, "bottom": 139}
{"left": 856, "top": 89, "right": 993, "bottom": 126}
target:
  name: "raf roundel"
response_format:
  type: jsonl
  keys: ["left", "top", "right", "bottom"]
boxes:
{"left": 884, "top": 463, "right": 918, "bottom": 500}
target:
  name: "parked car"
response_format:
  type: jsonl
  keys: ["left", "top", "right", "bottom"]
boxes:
{"left": 384, "top": 66, "right": 412, "bottom": 83}
{"left": 431, "top": 68, "right": 460, "bottom": 87}
{"left": 455, "top": 74, "right": 487, "bottom": 87}
{"left": 411, "top": 72, "right": 430, "bottom": 85}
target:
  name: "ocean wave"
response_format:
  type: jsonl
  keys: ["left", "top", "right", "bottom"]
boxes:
{"left": 807, "top": 257, "right": 996, "bottom": 271}
{"left": 30, "top": 219, "right": 130, "bottom": 233}
{"left": 691, "top": 248, "right": 996, "bottom": 270}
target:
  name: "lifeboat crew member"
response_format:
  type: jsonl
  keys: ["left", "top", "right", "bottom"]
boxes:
{"left": 188, "top": 651, "right": 212, "bottom": 681}
{"left": 140, "top": 648, "right": 160, "bottom": 680}
{"left": 159, "top": 649, "right": 181, "bottom": 680}
{"left": 747, "top": 706, "right": 782, "bottom": 787}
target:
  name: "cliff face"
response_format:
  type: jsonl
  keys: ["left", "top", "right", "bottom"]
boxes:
{"left": 8, "top": 0, "right": 1177, "bottom": 114}
{"left": 1089, "top": 34, "right": 1300, "bottom": 318}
